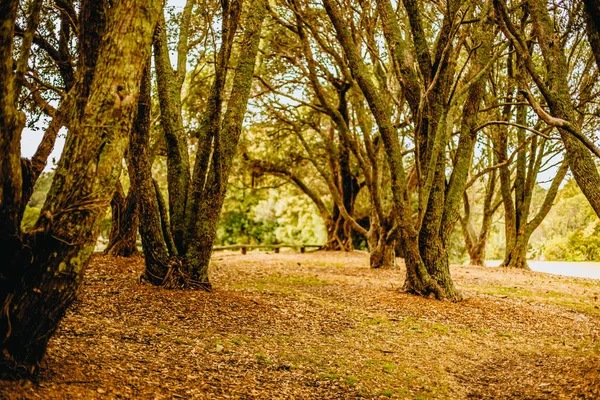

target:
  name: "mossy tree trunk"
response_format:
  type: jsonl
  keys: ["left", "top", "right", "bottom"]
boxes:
{"left": 584, "top": 0, "right": 600, "bottom": 71}
{"left": 186, "top": 1, "right": 267, "bottom": 281}
{"left": 0, "top": 0, "right": 159, "bottom": 376}
{"left": 104, "top": 181, "right": 139, "bottom": 257}
{"left": 135, "top": 0, "right": 267, "bottom": 287}
{"left": 368, "top": 221, "right": 396, "bottom": 269}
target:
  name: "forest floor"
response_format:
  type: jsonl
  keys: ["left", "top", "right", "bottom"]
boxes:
{"left": 1, "top": 251, "right": 600, "bottom": 399}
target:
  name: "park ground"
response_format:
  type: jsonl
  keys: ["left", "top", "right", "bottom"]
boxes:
{"left": 1, "top": 251, "right": 599, "bottom": 399}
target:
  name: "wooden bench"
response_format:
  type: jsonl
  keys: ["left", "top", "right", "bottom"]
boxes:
{"left": 212, "top": 244, "right": 322, "bottom": 255}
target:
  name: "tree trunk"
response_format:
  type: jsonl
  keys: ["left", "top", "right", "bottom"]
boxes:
{"left": 104, "top": 181, "right": 139, "bottom": 257}
{"left": 501, "top": 235, "right": 530, "bottom": 270}
{"left": 469, "top": 243, "right": 487, "bottom": 267}
{"left": 584, "top": 0, "right": 600, "bottom": 71}
{"left": 368, "top": 233, "right": 396, "bottom": 269}
{"left": 184, "top": 0, "right": 267, "bottom": 283}
{"left": 154, "top": 12, "right": 190, "bottom": 253}
{"left": 0, "top": 0, "right": 159, "bottom": 376}
{"left": 0, "top": 0, "right": 25, "bottom": 250}
{"left": 129, "top": 60, "right": 190, "bottom": 288}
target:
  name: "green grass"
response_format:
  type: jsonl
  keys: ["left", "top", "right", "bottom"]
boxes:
{"left": 473, "top": 284, "right": 600, "bottom": 315}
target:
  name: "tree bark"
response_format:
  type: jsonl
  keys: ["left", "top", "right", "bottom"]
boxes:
{"left": 584, "top": 0, "right": 600, "bottom": 71}
{"left": 0, "top": 0, "right": 159, "bottom": 376}
{"left": 129, "top": 60, "right": 186, "bottom": 287}
{"left": 154, "top": 12, "right": 190, "bottom": 253}
{"left": 104, "top": 181, "right": 139, "bottom": 257}
{"left": 368, "top": 223, "right": 396, "bottom": 269}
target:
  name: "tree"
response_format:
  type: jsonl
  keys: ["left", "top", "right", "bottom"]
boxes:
{"left": 0, "top": 0, "right": 160, "bottom": 376}
{"left": 132, "top": 0, "right": 268, "bottom": 288}
{"left": 321, "top": 0, "right": 501, "bottom": 299}
{"left": 251, "top": 1, "right": 391, "bottom": 260}
{"left": 104, "top": 180, "right": 139, "bottom": 257}
{"left": 495, "top": 0, "right": 600, "bottom": 219}
{"left": 460, "top": 136, "right": 502, "bottom": 267}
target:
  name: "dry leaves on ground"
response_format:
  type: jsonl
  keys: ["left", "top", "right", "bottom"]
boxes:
{"left": 1, "top": 251, "right": 599, "bottom": 399}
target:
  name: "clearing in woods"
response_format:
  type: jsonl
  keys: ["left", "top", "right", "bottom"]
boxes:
{"left": 1, "top": 251, "right": 599, "bottom": 399}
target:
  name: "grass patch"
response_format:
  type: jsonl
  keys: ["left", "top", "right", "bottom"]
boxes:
{"left": 261, "top": 275, "right": 329, "bottom": 286}
{"left": 382, "top": 361, "right": 397, "bottom": 374}
{"left": 344, "top": 376, "right": 357, "bottom": 387}
{"left": 473, "top": 283, "right": 600, "bottom": 315}
{"left": 255, "top": 352, "right": 273, "bottom": 365}
{"left": 319, "top": 371, "right": 339, "bottom": 380}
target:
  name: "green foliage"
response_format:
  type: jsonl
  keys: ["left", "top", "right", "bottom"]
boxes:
{"left": 28, "top": 171, "right": 54, "bottom": 208}
{"left": 217, "top": 185, "right": 278, "bottom": 245}
{"left": 254, "top": 189, "right": 326, "bottom": 245}
{"left": 217, "top": 182, "right": 326, "bottom": 246}
{"left": 543, "top": 223, "right": 600, "bottom": 261}
{"left": 21, "top": 206, "right": 40, "bottom": 230}
{"left": 532, "top": 178, "right": 600, "bottom": 261}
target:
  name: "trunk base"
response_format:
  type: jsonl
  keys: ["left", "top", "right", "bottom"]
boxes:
{"left": 142, "top": 256, "right": 212, "bottom": 291}
{"left": 370, "top": 243, "right": 396, "bottom": 269}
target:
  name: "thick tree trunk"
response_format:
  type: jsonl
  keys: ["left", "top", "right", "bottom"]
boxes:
{"left": 368, "top": 234, "right": 396, "bottom": 269}
{"left": 104, "top": 181, "right": 139, "bottom": 257}
{"left": 469, "top": 243, "right": 487, "bottom": 267}
{"left": 0, "top": 0, "right": 159, "bottom": 376}
{"left": 401, "top": 230, "right": 447, "bottom": 298}
{"left": 0, "top": 0, "right": 24, "bottom": 248}
{"left": 501, "top": 236, "right": 530, "bottom": 270}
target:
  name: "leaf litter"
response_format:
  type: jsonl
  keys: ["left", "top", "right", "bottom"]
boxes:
{"left": 1, "top": 251, "right": 599, "bottom": 399}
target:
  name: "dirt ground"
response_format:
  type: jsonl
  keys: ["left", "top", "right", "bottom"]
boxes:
{"left": 1, "top": 251, "right": 599, "bottom": 399}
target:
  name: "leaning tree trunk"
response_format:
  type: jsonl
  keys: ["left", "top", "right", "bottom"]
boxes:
{"left": 0, "top": 0, "right": 159, "bottom": 376}
{"left": 104, "top": 181, "right": 139, "bottom": 257}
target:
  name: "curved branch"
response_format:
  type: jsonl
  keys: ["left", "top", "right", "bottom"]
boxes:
{"left": 519, "top": 89, "right": 600, "bottom": 158}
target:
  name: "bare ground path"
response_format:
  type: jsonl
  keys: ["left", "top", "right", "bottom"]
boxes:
{"left": 1, "top": 251, "right": 599, "bottom": 399}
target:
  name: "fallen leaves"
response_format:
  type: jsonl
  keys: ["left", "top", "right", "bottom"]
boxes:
{"left": 0, "top": 251, "right": 599, "bottom": 399}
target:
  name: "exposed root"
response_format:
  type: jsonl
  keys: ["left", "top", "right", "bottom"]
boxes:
{"left": 141, "top": 257, "right": 212, "bottom": 291}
